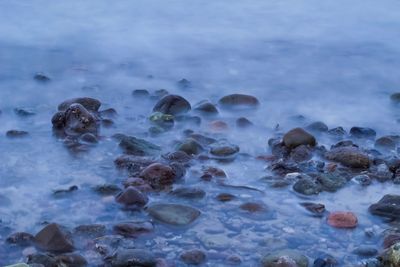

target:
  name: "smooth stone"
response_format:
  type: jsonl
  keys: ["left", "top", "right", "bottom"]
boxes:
{"left": 240, "top": 202, "right": 267, "bottom": 213}
{"left": 352, "top": 174, "right": 372, "bottom": 186}
{"left": 55, "top": 253, "right": 87, "bottom": 267}
{"left": 194, "top": 101, "right": 218, "bottom": 115}
{"left": 6, "top": 130, "right": 29, "bottom": 138}
{"left": 283, "top": 128, "right": 316, "bottom": 149}
{"left": 317, "top": 173, "right": 347, "bottom": 192}
{"left": 327, "top": 126, "right": 346, "bottom": 137}
{"left": 177, "top": 138, "right": 204, "bottom": 155}
{"left": 113, "top": 221, "right": 153, "bottom": 237}
{"left": 218, "top": 94, "right": 259, "bottom": 109}
{"left": 261, "top": 250, "right": 309, "bottom": 267}
{"left": 216, "top": 193, "right": 236, "bottom": 202}
{"left": 115, "top": 186, "right": 148, "bottom": 207}
{"left": 236, "top": 117, "right": 253, "bottom": 128}
{"left": 327, "top": 211, "right": 358, "bottom": 228}
{"left": 170, "top": 187, "right": 206, "bottom": 199}
{"left": 177, "top": 78, "right": 191, "bottom": 89}
{"left": 300, "top": 202, "right": 326, "bottom": 216}
{"left": 290, "top": 145, "right": 313, "bottom": 162}
{"left": 391, "top": 93, "right": 400, "bottom": 103}
{"left": 162, "top": 151, "right": 192, "bottom": 163}
{"left": 110, "top": 248, "right": 157, "bottom": 267}
{"left": 58, "top": 97, "right": 101, "bottom": 112}
{"left": 34, "top": 72, "right": 51, "bottom": 82}
{"left": 325, "top": 147, "right": 370, "bottom": 169}
{"left": 147, "top": 203, "right": 201, "bottom": 226}
{"left": 350, "top": 127, "right": 376, "bottom": 139}
{"left": 306, "top": 121, "right": 328, "bottom": 132}
{"left": 14, "top": 108, "right": 35, "bottom": 116}
{"left": 34, "top": 223, "right": 74, "bottom": 253}
{"left": 180, "top": 249, "right": 207, "bottom": 265}
{"left": 375, "top": 136, "right": 396, "bottom": 151}
{"left": 27, "top": 253, "right": 57, "bottom": 266}
{"left": 209, "top": 141, "right": 240, "bottom": 158}
{"left": 352, "top": 245, "right": 378, "bottom": 257}
{"left": 139, "top": 163, "right": 177, "bottom": 190}
{"left": 149, "top": 112, "right": 174, "bottom": 129}
{"left": 119, "top": 136, "right": 161, "bottom": 156}
{"left": 209, "top": 120, "right": 229, "bottom": 131}
{"left": 153, "top": 94, "right": 191, "bottom": 115}
{"left": 369, "top": 195, "right": 400, "bottom": 218}
{"left": 132, "top": 89, "right": 150, "bottom": 97}
{"left": 384, "top": 234, "right": 400, "bottom": 249}
{"left": 293, "top": 178, "right": 321, "bottom": 195}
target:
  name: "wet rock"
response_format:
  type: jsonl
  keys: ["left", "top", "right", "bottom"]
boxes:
{"left": 99, "top": 108, "right": 118, "bottom": 118}
{"left": 218, "top": 94, "right": 259, "bottom": 109}
{"left": 34, "top": 72, "right": 51, "bottom": 82}
{"left": 147, "top": 203, "right": 201, "bottom": 226}
{"left": 73, "top": 224, "right": 106, "bottom": 238}
{"left": 119, "top": 136, "right": 161, "bottom": 156}
{"left": 177, "top": 78, "right": 191, "bottom": 89}
{"left": 283, "top": 128, "right": 316, "bottom": 149}
{"left": 290, "top": 145, "right": 312, "bottom": 162}
{"left": 55, "top": 253, "right": 87, "bottom": 267}
{"left": 109, "top": 248, "right": 157, "bottom": 267}
{"left": 350, "top": 127, "right": 376, "bottom": 139}
{"left": 177, "top": 138, "right": 204, "bottom": 155}
{"left": 194, "top": 101, "right": 218, "bottom": 115}
{"left": 209, "top": 141, "right": 239, "bottom": 158}
{"left": 80, "top": 133, "right": 98, "bottom": 143}
{"left": 375, "top": 136, "right": 396, "bottom": 151}
{"left": 312, "top": 257, "right": 337, "bottom": 267}
{"left": 163, "top": 151, "right": 192, "bottom": 164}
{"left": 325, "top": 146, "right": 370, "bottom": 169}
{"left": 58, "top": 97, "right": 101, "bottom": 112}
{"left": 352, "top": 174, "right": 372, "bottom": 186}
{"left": 153, "top": 94, "right": 191, "bottom": 115}
{"left": 140, "top": 163, "right": 177, "bottom": 190}
{"left": 53, "top": 185, "right": 78, "bottom": 196}
{"left": 352, "top": 245, "right": 378, "bottom": 257}
{"left": 14, "top": 108, "right": 35, "bottom": 116}
{"left": 209, "top": 120, "right": 229, "bottom": 132}
{"left": 202, "top": 166, "right": 227, "bottom": 179}
{"left": 175, "top": 115, "right": 201, "bottom": 125}
{"left": 317, "top": 173, "right": 347, "bottom": 192}
{"left": 331, "top": 140, "right": 356, "bottom": 149}
{"left": 27, "top": 253, "right": 57, "bottom": 266}
{"left": 51, "top": 111, "right": 66, "bottom": 129}
{"left": 63, "top": 104, "right": 98, "bottom": 135}
{"left": 6, "top": 232, "right": 34, "bottom": 246}
{"left": 170, "top": 187, "right": 206, "bottom": 199}
{"left": 391, "top": 93, "right": 400, "bottom": 103}
{"left": 92, "top": 184, "right": 122, "bottom": 196}
{"left": 149, "top": 112, "right": 174, "bottom": 129}
{"left": 4, "top": 264, "right": 30, "bottom": 267}
{"left": 327, "top": 126, "right": 346, "bottom": 138}
{"left": 115, "top": 186, "right": 148, "bottom": 208}
{"left": 34, "top": 223, "right": 74, "bottom": 253}
{"left": 306, "top": 121, "right": 328, "bottom": 132}
{"left": 293, "top": 178, "right": 321, "bottom": 195}
{"left": 236, "top": 117, "right": 253, "bottom": 128}
{"left": 180, "top": 249, "right": 207, "bottom": 265}
{"left": 6, "top": 130, "right": 29, "bottom": 138}
{"left": 261, "top": 250, "right": 309, "bottom": 267}
{"left": 300, "top": 202, "right": 326, "bottom": 216}
{"left": 327, "top": 211, "right": 358, "bottom": 228}
{"left": 381, "top": 242, "right": 400, "bottom": 267}
{"left": 369, "top": 195, "right": 400, "bottom": 218}
{"left": 188, "top": 133, "right": 217, "bottom": 145}
{"left": 270, "top": 140, "right": 291, "bottom": 159}
{"left": 132, "top": 89, "right": 150, "bottom": 97}
{"left": 113, "top": 221, "right": 153, "bottom": 238}
{"left": 384, "top": 233, "right": 400, "bottom": 249}
{"left": 240, "top": 202, "right": 267, "bottom": 213}
{"left": 216, "top": 193, "right": 236, "bottom": 202}
{"left": 114, "top": 155, "right": 155, "bottom": 175}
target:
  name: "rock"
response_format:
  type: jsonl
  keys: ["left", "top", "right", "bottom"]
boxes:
{"left": 110, "top": 248, "right": 157, "bottom": 267}
{"left": 73, "top": 224, "right": 106, "bottom": 238}
{"left": 180, "top": 249, "right": 207, "bottom": 265}
{"left": 147, "top": 203, "right": 201, "bottom": 226}
{"left": 352, "top": 174, "right": 372, "bottom": 186}
{"left": 209, "top": 141, "right": 239, "bottom": 158}
{"left": 350, "top": 127, "right": 376, "bottom": 139}
{"left": 327, "top": 126, "right": 346, "bottom": 137}
{"left": 317, "top": 173, "right": 347, "bottom": 192}
{"left": 132, "top": 89, "right": 150, "bottom": 97}
{"left": 293, "top": 178, "right": 321, "bottom": 195}
{"left": 177, "top": 78, "right": 191, "bottom": 89}
{"left": 216, "top": 193, "right": 236, "bottom": 202}
{"left": 4, "top": 264, "right": 30, "bottom": 267}
{"left": 140, "top": 163, "right": 177, "bottom": 190}
{"left": 306, "top": 121, "right": 328, "bottom": 132}
{"left": 352, "top": 245, "right": 378, "bottom": 257}
{"left": 6, "top": 232, "right": 34, "bottom": 246}
{"left": 113, "top": 221, "right": 153, "bottom": 238}
{"left": 115, "top": 186, "right": 148, "bottom": 208}
{"left": 261, "top": 250, "right": 309, "bottom": 267}
{"left": 209, "top": 120, "right": 229, "bottom": 132}
{"left": 177, "top": 138, "right": 204, "bottom": 155}
{"left": 170, "top": 187, "right": 206, "bottom": 199}
{"left": 34, "top": 72, "right": 51, "bottom": 82}
{"left": 53, "top": 185, "right": 78, "bottom": 197}
{"left": 114, "top": 155, "right": 155, "bottom": 175}
{"left": 218, "top": 94, "right": 259, "bottom": 109}
{"left": 163, "top": 151, "right": 192, "bottom": 163}
{"left": 55, "top": 253, "right": 87, "bottom": 267}
{"left": 300, "top": 202, "right": 326, "bottom": 216}
{"left": 236, "top": 117, "right": 253, "bottom": 128}
{"left": 63, "top": 103, "right": 98, "bottom": 135}
{"left": 290, "top": 145, "right": 312, "bottom": 162}
{"left": 92, "top": 184, "right": 122, "bottom": 196}
{"left": 99, "top": 108, "right": 118, "bottom": 118}
{"left": 384, "top": 234, "right": 400, "bottom": 249}
{"left": 6, "top": 130, "right": 29, "bottom": 138}
{"left": 325, "top": 146, "right": 370, "bottom": 169}
{"left": 149, "top": 112, "right": 174, "bottom": 129}
{"left": 331, "top": 140, "right": 356, "bottom": 149}
{"left": 58, "top": 97, "right": 101, "bottom": 112}
{"left": 194, "top": 101, "right": 218, "bottom": 115}
{"left": 80, "top": 133, "right": 98, "bottom": 143}
{"left": 27, "top": 253, "right": 57, "bottom": 266}
{"left": 153, "top": 94, "right": 191, "bottom": 115}
{"left": 391, "top": 93, "right": 400, "bottom": 103}
{"left": 240, "top": 202, "right": 267, "bottom": 213}
{"left": 375, "top": 136, "right": 396, "bottom": 151}
{"left": 381, "top": 242, "right": 400, "bottom": 267}
{"left": 14, "top": 108, "right": 35, "bottom": 116}
{"left": 119, "top": 136, "right": 161, "bottom": 156}
{"left": 327, "top": 211, "right": 358, "bottom": 228}
{"left": 283, "top": 128, "right": 316, "bottom": 149}
{"left": 369, "top": 195, "right": 400, "bottom": 218}
{"left": 34, "top": 223, "right": 74, "bottom": 253}
{"left": 188, "top": 133, "right": 217, "bottom": 145}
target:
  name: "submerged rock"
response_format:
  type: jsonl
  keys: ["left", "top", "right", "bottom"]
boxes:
{"left": 6, "top": 130, "right": 29, "bottom": 138}
{"left": 113, "top": 221, "right": 153, "bottom": 238}
{"left": 209, "top": 141, "right": 240, "bottom": 158}
{"left": 177, "top": 138, "right": 204, "bottom": 155}
{"left": 350, "top": 126, "right": 376, "bottom": 139}
{"left": 180, "top": 249, "right": 207, "bottom": 265}
{"left": 236, "top": 117, "right": 253, "bottom": 128}
{"left": 218, "top": 94, "right": 259, "bottom": 109}
{"left": 283, "top": 128, "right": 316, "bottom": 149}
{"left": 119, "top": 136, "right": 161, "bottom": 156}
{"left": 325, "top": 146, "right": 370, "bottom": 169}
{"left": 58, "top": 97, "right": 101, "bottom": 112}
{"left": 147, "top": 203, "right": 201, "bottom": 226}
{"left": 140, "top": 163, "right": 177, "bottom": 190}
{"left": 327, "top": 211, "right": 358, "bottom": 228}
{"left": 306, "top": 121, "right": 328, "bottom": 132}
{"left": 170, "top": 187, "right": 206, "bottom": 199}
{"left": 317, "top": 173, "right": 347, "bottom": 192}
{"left": 194, "top": 101, "right": 218, "bottom": 115}
{"left": 55, "top": 253, "right": 87, "bottom": 267}
{"left": 34, "top": 223, "right": 74, "bottom": 253}
{"left": 293, "top": 178, "right": 321, "bottom": 195}
{"left": 375, "top": 136, "right": 396, "bottom": 151}
{"left": 369, "top": 195, "right": 400, "bottom": 218}
{"left": 153, "top": 94, "right": 191, "bottom": 115}
{"left": 34, "top": 72, "right": 51, "bottom": 82}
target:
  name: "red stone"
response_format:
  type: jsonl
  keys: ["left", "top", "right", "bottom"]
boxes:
{"left": 327, "top": 211, "right": 358, "bottom": 228}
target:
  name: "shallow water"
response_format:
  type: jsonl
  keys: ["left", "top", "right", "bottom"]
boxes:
{"left": 1, "top": 1, "right": 400, "bottom": 266}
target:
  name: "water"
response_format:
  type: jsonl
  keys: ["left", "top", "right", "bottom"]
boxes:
{"left": 1, "top": 1, "right": 400, "bottom": 265}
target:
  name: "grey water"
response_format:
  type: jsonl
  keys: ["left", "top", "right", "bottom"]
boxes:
{"left": 1, "top": 0, "right": 400, "bottom": 266}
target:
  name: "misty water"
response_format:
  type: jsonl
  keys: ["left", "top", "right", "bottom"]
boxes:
{"left": 1, "top": 1, "right": 400, "bottom": 266}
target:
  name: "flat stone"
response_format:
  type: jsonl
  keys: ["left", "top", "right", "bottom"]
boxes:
{"left": 147, "top": 203, "right": 201, "bottom": 226}
{"left": 327, "top": 211, "right": 358, "bottom": 228}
